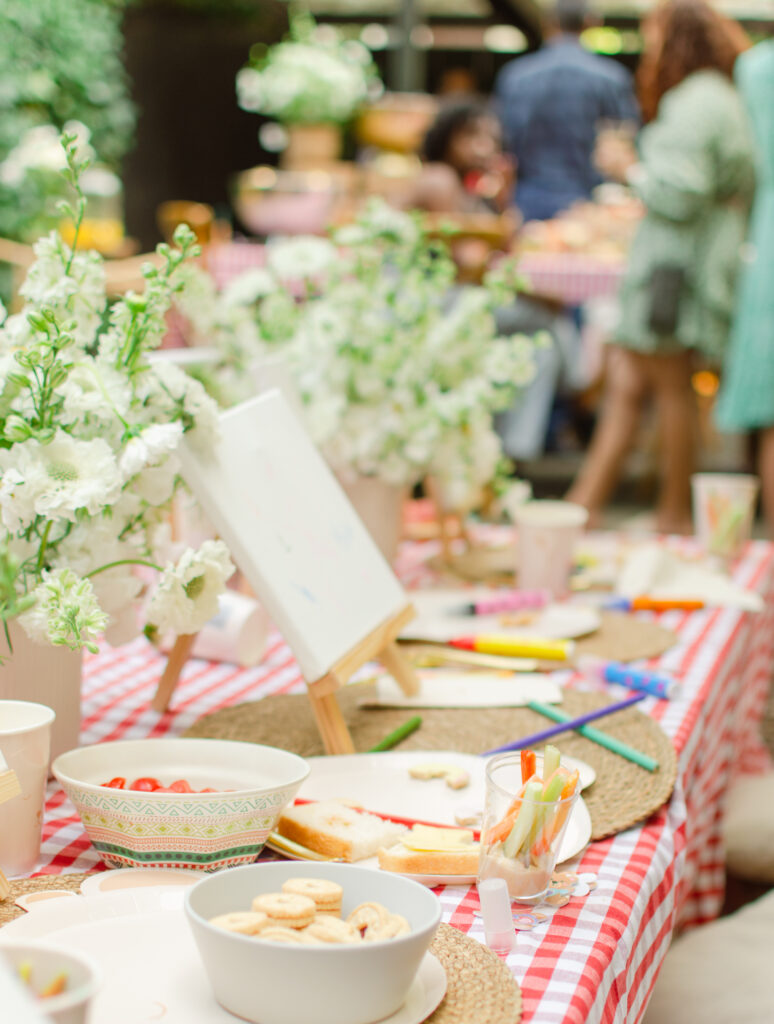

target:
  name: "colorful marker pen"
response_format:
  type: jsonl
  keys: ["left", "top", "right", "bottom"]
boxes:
{"left": 452, "top": 590, "right": 551, "bottom": 616}
{"left": 449, "top": 634, "right": 573, "bottom": 661}
{"left": 578, "top": 655, "right": 680, "bottom": 699}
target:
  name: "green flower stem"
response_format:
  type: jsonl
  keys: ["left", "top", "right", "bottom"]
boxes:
{"left": 85, "top": 558, "right": 163, "bottom": 579}
{"left": 35, "top": 520, "right": 53, "bottom": 574}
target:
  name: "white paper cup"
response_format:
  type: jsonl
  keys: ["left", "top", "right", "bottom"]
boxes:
{"left": 192, "top": 591, "right": 269, "bottom": 667}
{"left": 691, "top": 473, "right": 759, "bottom": 559}
{"left": 0, "top": 700, "right": 56, "bottom": 876}
{"left": 513, "top": 501, "right": 588, "bottom": 598}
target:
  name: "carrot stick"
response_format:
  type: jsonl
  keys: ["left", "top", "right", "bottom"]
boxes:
{"left": 521, "top": 749, "right": 536, "bottom": 785}
{"left": 534, "top": 770, "right": 580, "bottom": 856}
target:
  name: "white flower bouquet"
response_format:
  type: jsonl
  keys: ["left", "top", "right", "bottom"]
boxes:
{"left": 236, "top": 12, "right": 381, "bottom": 126}
{"left": 194, "top": 201, "right": 541, "bottom": 510}
{"left": 0, "top": 134, "right": 234, "bottom": 656}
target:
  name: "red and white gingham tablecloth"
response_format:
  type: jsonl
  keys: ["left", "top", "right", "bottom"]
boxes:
{"left": 516, "top": 252, "right": 625, "bottom": 306}
{"left": 203, "top": 243, "right": 625, "bottom": 309}
{"left": 27, "top": 537, "right": 774, "bottom": 1024}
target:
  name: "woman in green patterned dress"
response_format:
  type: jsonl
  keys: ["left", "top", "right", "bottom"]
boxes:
{"left": 566, "top": 0, "right": 755, "bottom": 532}
{"left": 716, "top": 38, "right": 774, "bottom": 532}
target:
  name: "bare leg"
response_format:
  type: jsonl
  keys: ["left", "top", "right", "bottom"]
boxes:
{"left": 757, "top": 426, "right": 774, "bottom": 537}
{"left": 566, "top": 345, "right": 649, "bottom": 523}
{"left": 649, "top": 350, "right": 696, "bottom": 534}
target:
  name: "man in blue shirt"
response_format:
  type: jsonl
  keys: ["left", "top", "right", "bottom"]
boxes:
{"left": 495, "top": 0, "right": 638, "bottom": 221}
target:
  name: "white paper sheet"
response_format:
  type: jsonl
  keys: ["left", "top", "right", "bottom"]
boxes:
{"left": 357, "top": 669, "right": 563, "bottom": 708}
{"left": 616, "top": 543, "right": 763, "bottom": 612}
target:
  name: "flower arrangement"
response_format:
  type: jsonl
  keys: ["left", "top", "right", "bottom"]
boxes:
{"left": 0, "top": 134, "right": 234, "bottom": 655}
{"left": 236, "top": 11, "right": 381, "bottom": 126}
{"left": 186, "top": 201, "right": 541, "bottom": 511}
{"left": 0, "top": 0, "right": 134, "bottom": 243}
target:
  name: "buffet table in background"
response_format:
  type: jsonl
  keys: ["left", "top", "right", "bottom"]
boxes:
{"left": 25, "top": 536, "right": 774, "bottom": 1024}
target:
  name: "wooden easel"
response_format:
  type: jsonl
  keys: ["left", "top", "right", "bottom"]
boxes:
{"left": 151, "top": 606, "right": 419, "bottom": 755}
{"left": 306, "top": 604, "right": 419, "bottom": 754}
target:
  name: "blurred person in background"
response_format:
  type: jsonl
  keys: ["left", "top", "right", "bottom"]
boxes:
{"left": 409, "top": 100, "right": 583, "bottom": 464}
{"left": 715, "top": 36, "right": 774, "bottom": 533}
{"left": 410, "top": 98, "right": 515, "bottom": 217}
{"left": 494, "top": 0, "right": 638, "bottom": 222}
{"left": 566, "top": 0, "right": 754, "bottom": 533}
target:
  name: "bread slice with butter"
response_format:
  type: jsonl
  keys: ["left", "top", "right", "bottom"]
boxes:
{"left": 277, "top": 800, "right": 408, "bottom": 862}
{"left": 377, "top": 824, "right": 480, "bottom": 876}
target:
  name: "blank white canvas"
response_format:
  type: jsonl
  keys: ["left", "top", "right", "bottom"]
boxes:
{"left": 177, "top": 390, "right": 409, "bottom": 681}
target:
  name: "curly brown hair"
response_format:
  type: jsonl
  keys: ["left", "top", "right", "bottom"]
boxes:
{"left": 637, "top": 0, "right": 750, "bottom": 121}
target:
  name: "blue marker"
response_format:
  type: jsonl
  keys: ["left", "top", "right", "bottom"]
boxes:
{"left": 578, "top": 655, "right": 680, "bottom": 699}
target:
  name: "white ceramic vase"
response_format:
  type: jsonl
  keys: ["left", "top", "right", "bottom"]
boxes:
{"left": 337, "top": 474, "right": 406, "bottom": 564}
{"left": 0, "top": 620, "right": 82, "bottom": 765}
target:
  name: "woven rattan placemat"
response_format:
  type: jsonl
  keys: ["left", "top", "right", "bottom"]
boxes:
{"left": 185, "top": 688, "right": 677, "bottom": 841}
{"left": 572, "top": 611, "right": 677, "bottom": 664}
{"left": 0, "top": 873, "right": 91, "bottom": 927}
{"left": 1, "top": 880, "right": 521, "bottom": 1024}
{"left": 427, "top": 923, "right": 521, "bottom": 1024}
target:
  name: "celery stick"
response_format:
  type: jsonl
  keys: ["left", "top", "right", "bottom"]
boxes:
{"left": 503, "top": 780, "right": 542, "bottom": 858}
{"left": 543, "top": 744, "right": 561, "bottom": 780}
{"left": 542, "top": 772, "right": 565, "bottom": 803}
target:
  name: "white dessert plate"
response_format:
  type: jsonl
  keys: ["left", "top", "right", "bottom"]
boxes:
{"left": 402, "top": 590, "right": 601, "bottom": 643}
{"left": 270, "top": 750, "right": 594, "bottom": 873}
{"left": 1, "top": 889, "right": 447, "bottom": 1024}
{"left": 80, "top": 867, "right": 201, "bottom": 898}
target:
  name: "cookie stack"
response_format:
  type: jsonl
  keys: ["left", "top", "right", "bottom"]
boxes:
{"left": 209, "top": 877, "right": 411, "bottom": 945}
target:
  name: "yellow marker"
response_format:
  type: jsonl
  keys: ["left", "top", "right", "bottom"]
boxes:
{"left": 448, "top": 634, "right": 573, "bottom": 661}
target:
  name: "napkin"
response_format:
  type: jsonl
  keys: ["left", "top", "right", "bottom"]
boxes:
{"left": 616, "top": 543, "right": 763, "bottom": 612}
{"left": 357, "top": 669, "right": 563, "bottom": 709}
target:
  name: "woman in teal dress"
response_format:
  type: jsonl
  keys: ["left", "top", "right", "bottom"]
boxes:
{"left": 566, "top": 0, "right": 755, "bottom": 532}
{"left": 716, "top": 39, "right": 774, "bottom": 532}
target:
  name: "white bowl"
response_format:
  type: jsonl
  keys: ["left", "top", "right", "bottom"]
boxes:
{"left": 0, "top": 940, "right": 102, "bottom": 1024}
{"left": 52, "top": 738, "right": 309, "bottom": 871}
{"left": 185, "top": 862, "right": 442, "bottom": 1024}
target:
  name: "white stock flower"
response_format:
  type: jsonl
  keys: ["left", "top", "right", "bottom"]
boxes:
{"left": 222, "top": 268, "right": 276, "bottom": 307}
{"left": 19, "top": 568, "right": 107, "bottom": 652}
{"left": 0, "top": 432, "right": 122, "bottom": 530}
{"left": 147, "top": 540, "right": 235, "bottom": 636}
{"left": 267, "top": 237, "right": 337, "bottom": 281}
{"left": 120, "top": 422, "right": 183, "bottom": 480}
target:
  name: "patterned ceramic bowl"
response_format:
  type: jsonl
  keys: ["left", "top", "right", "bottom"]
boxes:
{"left": 52, "top": 738, "right": 309, "bottom": 871}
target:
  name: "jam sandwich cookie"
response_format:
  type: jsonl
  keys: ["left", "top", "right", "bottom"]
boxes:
{"left": 281, "top": 877, "right": 343, "bottom": 917}
{"left": 252, "top": 892, "right": 317, "bottom": 929}
{"left": 303, "top": 916, "right": 361, "bottom": 944}
{"left": 208, "top": 911, "right": 269, "bottom": 935}
{"left": 257, "top": 925, "right": 322, "bottom": 945}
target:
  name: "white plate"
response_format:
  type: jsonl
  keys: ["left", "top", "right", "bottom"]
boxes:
{"left": 0, "top": 889, "right": 447, "bottom": 1024}
{"left": 402, "top": 590, "right": 600, "bottom": 643}
{"left": 281, "top": 750, "right": 593, "bottom": 869}
{"left": 79, "top": 868, "right": 201, "bottom": 898}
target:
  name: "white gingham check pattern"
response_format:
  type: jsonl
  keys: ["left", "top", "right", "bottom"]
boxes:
{"left": 27, "top": 536, "right": 774, "bottom": 1024}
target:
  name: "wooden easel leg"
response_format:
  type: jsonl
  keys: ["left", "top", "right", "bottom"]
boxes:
{"left": 379, "top": 641, "right": 420, "bottom": 697}
{"left": 309, "top": 677, "right": 355, "bottom": 755}
{"left": 152, "top": 633, "right": 197, "bottom": 713}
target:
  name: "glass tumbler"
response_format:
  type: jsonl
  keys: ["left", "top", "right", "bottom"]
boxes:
{"left": 478, "top": 753, "right": 580, "bottom": 903}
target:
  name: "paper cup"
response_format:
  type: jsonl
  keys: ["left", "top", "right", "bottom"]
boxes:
{"left": 0, "top": 700, "right": 55, "bottom": 876}
{"left": 513, "top": 501, "right": 588, "bottom": 598}
{"left": 691, "top": 473, "right": 759, "bottom": 559}
{"left": 192, "top": 591, "right": 269, "bottom": 667}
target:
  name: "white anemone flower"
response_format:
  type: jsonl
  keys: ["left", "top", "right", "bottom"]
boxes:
{"left": 0, "top": 432, "right": 122, "bottom": 531}
{"left": 147, "top": 540, "right": 235, "bottom": 636}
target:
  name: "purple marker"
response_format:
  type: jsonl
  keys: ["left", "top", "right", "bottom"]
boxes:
{"left": 454, "top": 589, "right": 551, "bottom": 616}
